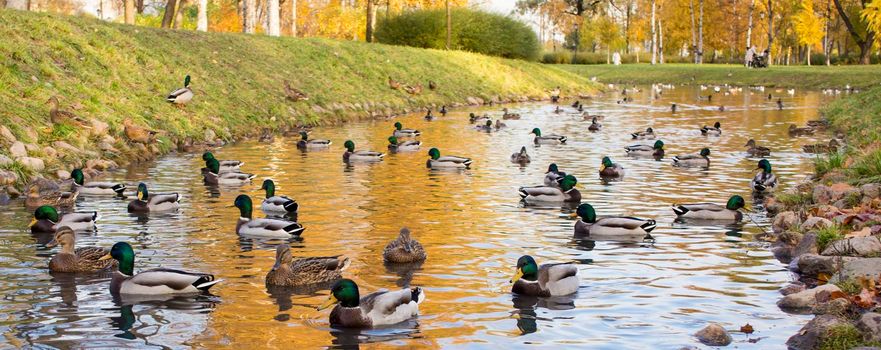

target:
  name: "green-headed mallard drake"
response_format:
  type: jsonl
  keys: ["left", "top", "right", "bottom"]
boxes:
{"left": 127, "top": 183, "right": 180, "bottom": 213}
{"left": 599, "top": 156, "right": 624, "bottom": 178}
{"left": 234, "top": 194, "right": 304, "bottom": 238}
{"left": 502, "top": 108, "right": 520, "bottom": 120}
{"left": 469, "top": 113, "right": 490, "bottom": 124}
{"left": 30, "top": 205, "right": 97, "bottom": 233}
{"left": 201, "top": 152, "right": 244, "bottom": 174}
{"left": 426, "top": 148, "right": 472, "bottom": 169}
{"left": 700, "top": 122, "right": 721, "bottom": 136}
{"left": 70, "top": 169, "right": 126, "bottom": 196}
{"left": 475, "top": 119, "right": 494, "bottom": 132}
{"left": 383, "top": 228, "right": 426, "bottom": 263}
{"left": 788, "top": 124, "right": 814, "bottom": 136}
{"left": 260, "top": 179, "right": 298, "bottom": 215}
{"left": 543, "top": 163, "right": 566, "bottom": 187}
{"left": 296, "top": 131, "right": 331, "bottom": 150}
{"left": 317, "top": 278, "right": 425, "bottom": 328}
{"left": 392, "top": 122, "right": 420, "bottom": 138}
{"left": 519, "top": 175, "right": 581, "bottom": 203}
{"left": 387, "top": 136, "right": 421, "bottom": 153}
{"left": 625, "top": 140, "right": 665, "bottom": 159}
{"left": 100, "top": 242, "right": 221, "bottom": 295}
{"left": 672, "top": 148, "right": 711, "bottom": 168}
{"left": 531, "top": 128, "right": 567, "bottom": 145}
{"left": 803, "top": 139, "right": 839, "bottom": 154}
{"left": 745, "top": 139, "right": 771, "bottom": 157}
{"left": 510, "top": 146, "right": 531, "bottom": 164}
{"left": 203, "top": 158, "right": 256, "bottom": 185}
{"left": 265, "top": 245, "right": 349, "bottom": 287}
{"left": 574, "top": 203, "right": 655, "bottom": 241}
{"left": 510, "top": 255, "right": 578, "bottom": 297}
{"left": 631, "top": 127, "right": 655, "bottom": 139}
{"left": 166, "top": 75, "right": 194, "bottom": 105}
{"left": 343, "top": 140, "right": 384, "bottom": 162}
{"left": 588, "top": 117, "right": 602, "bottom": 132}
{"left": 25, "top": 185, "right": 78, "bottom": 209}
{"left": 751, "top": 159, "right": 777, "bottom": 193}
{"left": 424, "top": 109, "right": 435, "bottom": 121}
{"left": 47, "top": 226, "right": 117, "bottom": 273}
{"left": 672, "top": 195, "right": 747, "bottom": 221}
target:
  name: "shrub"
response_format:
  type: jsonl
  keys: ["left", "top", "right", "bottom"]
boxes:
{"left": 816, "top": 225, "right": 844, "bottom": 252}
{"left": 374, "top": 9, "right": 540, "bottom": 61}
{"left": 818, "top": 324, "right": 881, "bottom": 350}
{"left": 814, "top": 152, "right": 846, "bottom": 177}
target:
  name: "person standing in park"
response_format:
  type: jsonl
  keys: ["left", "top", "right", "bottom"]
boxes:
{"left": 745, "top": 46, "right": 756, "bottom": 67}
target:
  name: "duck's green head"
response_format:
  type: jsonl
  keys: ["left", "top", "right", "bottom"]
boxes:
{"left": 559, "top": 175, "right": 578, "bottom": 191}
{"left": 486, "top": 120, "right": 493, "bottom": 127}
{"left": 714, "top": 122, "right": 721, "bottom": 128}
{"left": 206, "top": 158, "right": 220, "bottom": 174}
{"left": 101, "top": 241, "right": 135, "bottom": 275}
{"left": 31, "top": 205, "right": 59, "bottom": 226}
{"left": 726, "top": 195, "right": 747, "bottom": 211}
{"left": 547, "top": 163, "right": 559, "bottom": 173}
{"left": 318, "top": 278, "right": 360, "bottom": 310}
{"left": 202, "top": 152, "right": 215, "bottom": 161}
{"left": 261, "top": 179, "right": 276, "bottom": 197}
{"left": 394, "top": 122, "right": 403, "bottom": 131}
{"left": 601, "top": 156, "right": 614, "bottom": 168}
{"left": 136, "top": 183, "right": 149, "bottom": 201}
{"left": 576, "top": 203, "right": 597, "bottom": 223}
{"left": 71, "top": 168, "right": 85, "bottom": 186}
{"left": 653, "top": 140, "right": 665, "bottom": 150}
{"left": 700, "top": 148, "right": 711, "bottom": 157}
{"left": 234, "top": 194, "right": 253, "bottom": 218}
{"left": 758, "top": 159, "right": 772, "bottom": 173}
{"left": 344, "top": 140, "right": 355, "bottom": 152}
{"left": 428, "top": 148, "right": 441, "bottom": 160}
{"left": 184, "top": 74, "right": 191, "bottom": 87}
{"left": 469, "top": 112, "right": 476, "bottom": 119}
{"left": 511, "top": 255, "right": 539, "bottom": 283}
{"left": 388, "top": 136, "right": 399, "bottom": 145}
{"left": 299, "top": 131, "right": 309, "bottom": 141}
{"left": 530, "top": 128, "right": 542, "bottom": 137}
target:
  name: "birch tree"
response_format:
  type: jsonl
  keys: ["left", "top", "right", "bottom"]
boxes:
{"left": 244, "top": 0, "right": 256, "bottom": 33}
{"left": 197, "top": 0, "right": 208, "bottom": 31}
{"left": 125, "top": 0, "right": 135, "bottom": 24}
{"left": 268, "top": 0, "right": 280, "bottom": 36}
{"left": 650, "top": 0, "right": 657, "bottom": 64}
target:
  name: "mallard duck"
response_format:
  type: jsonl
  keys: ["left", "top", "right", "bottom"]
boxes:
{"left": 99, "top": 242, "right": 221, "bottom": 295}
{"left": 588, "top": 117, "right": 602, "bottom": 132}
{"left": 469, "top": 113, "right": 490, "bottom": 124}
{"left": 317, "top": 279, "right": 425, "bottom": 328}
{"left": 343, "top": 140, "right": 384, "bottom": 162}
{"left": 166, "top": 75, "right": 194, "bottom": 105}
{"left": 259, "top": 129, "right": 275, "bottom": 143}
{"left": 671, "top": 103, "right": 677, "bottom": 113}
{"left": 571, "top": 101, "right": 581, "bottom": 108}
{"left": 531, "top": 128, "right": 567, "bottom": 145}
{"left": 70, "top": 169, "right": 126, "bottom": 196}
{"left": 424, "top": 109, "right": 435, "bottom": 121}
{"left": 393, "top": 122, "right": 420, "bottom": 138}
{"left": 789, "top": 124, "right": 814, "bottom": 136}
{"left": 440, "top": 105, "right": 447, "bottom": 116}
{"left": 426, "top": 148, "right": 472, "bottom": 169}
{"left": 260, "top": 179, "right": 298, "bottom": 215}
{"left": 202, "top": 158, "right": 256, "bottom": 185}
{"left": 47, "top": 227, "right": 117, "bottom": 273}
{"left": 383, "top": 227, "right": 426, "bottom": 263}
{"left": 296, "top": 131, "right": 331, "bottom": 150}
{"left": 475, "top": 119, "right": 493, "bottom": 132}
{"left": 519, "top": 175, "right": 581, "bottom": 203}
{"left": 554, "top": 106, "right": 562, "bottom": 114}
{"left": 47, "top": 96, "right": 88, "bottom": 126}
{"left": 672, "top": 148, "right": 711, "bottom": 168}
{"left": 672, "top": 195, "right": 747, "bottom": 221}
{"left": 387, "top": 136, "right": 421, "bottom": 152}
{"left": 30, "top": 205, "right": 97, "bottom": 233}
{"left": 201, "top": 152, "right": 243, "bottom": 174}
{"left": 283, "top": 80, "right": 309, "bottom": 102}
{"left": 777, "top": 98, "right": 784, "bottom": 110}
{"left": 510, "top": 255, "right": 578, "bottom": 297}
{"left": 806, "top": 119, "right": 829, "bottom": 130}
{"left": 428, "top": 80, "right": 438, "bottom": 90}
{"left": 388, "top": 76, "right": 401, "bottom": 90}
{"left": 543, "top": 163, "right": 566, "bottom": 187}
{"left": 265, "top": 245, "right": 348, "bottom": 287}
{"left": 751, "top": 159, "right": 777, "bottom": 193}
{"left": 582, "top": 113, "right": 605, "bottom": 121}
{"left": 403, "top": 84, "right": 423, "bottom": 95}
{"left": 494, "top": 119, "right": 506, "bottom": 129}
{"left": 700, "top": 122, "right": 721, "bottom": 136}
{"left": 631, "top": 127, "right": 655, "bottom": 139}
{"left": 234, "top": 194, "right": 304, "bottom": 237}
{"left": 803, "top": 139, "right": 840, "bottom": 154}
{"left": 127, "top": 183, "right": 180, "bottom": 213}
{"left": 573, "top": 203, "right": 656, "bottom": 241}
{"left": 625, "top": 140, "right": 665, "bottom": 159}
{"left": 25, "top": 185, "right": 78, "bottom": 209}
{"left": 502, "top": 108, "right": 520, "bottom": 120}
{"left": 123, "top": 119, "right": 159, "bottom": 144}
{"left": 510, "top": 146, "right": 531, "bottom": 164}
{"left": 745, "top": 139, "right": 771, "bottom": 157}
{"left": 598, "top": 156, "right": 624, "bottom": 177}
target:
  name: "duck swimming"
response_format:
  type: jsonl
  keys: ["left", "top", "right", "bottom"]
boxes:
{"left": 531, "top": 128, "right": 567, "bottom": 145}
{"left": 259, "top": 179, "right": 299, "bottom": 215}
{"left": 631, "top": 127, "right": 655, "bottom": 139}
{"left": 70, "top": 169, "right": 126, "bottom": 196}
{"left": 510, "top": 146, "right": 531, "bottom": 164}
{"left": 519, "top": 175, "right": 581, "bottom": 203}
{"left": 744, "top": 139, "right": 771, "bottom": 157}
{"left": 100, "top": 242, "right": 221, "bottom": 296}
{"left": 573, "top": 203, "right": 656, "bottom": 241}
{"left": 598, "top": 156, "right": 624, "bottom": 178}
{"left": 343, "top": 140, "right": 385, "bottom": 162}
{"left": 296, "top": 131, "right": 331, "bottom": 150}
{"left": 30, "top": 205, "right": 97, "bottom": 233}
{"left": 672, "top": 195, "right": 747, "bottom": 221}
{"left": 47, "top": 227, "right": 117, "bottom": 273}
{"left": 510, "top": 255, "right": 578, "bottom": 297}
{"left": 672, "top": 148, "right": 711, "bottom": 168}
{"left": 317, "top": 279, "right": 425, "bottom": 328}
{"left": 426, "top": 148, "right": 472, "bottom": 169}
{"left": 393, "top": 122, "right": 420, "bottom": 138}
{"left": 543, "top": 163, "right": 566, "bottom": 187}
{"left": 700, "top": 122, "right": 721, "bottom": 136}
{"left": 234, "top": 194, "right": 304, "bottom": 238}
{"left": 387, "top": 136, "right": 421, "bottom": 152}
{"left": 383, "top": 227, "right": 427, "bottom": 263}
{"left": 625, "top": 140, "right": 665, "bottom": 159}
{"left": 127, "top": 183, "right": 180, "bottom": 213}
{"left": 750, "top": 159, "right": 777, "bottom": 193}
{"left": 265, "top": 245, "right": 349, "bottom": 287}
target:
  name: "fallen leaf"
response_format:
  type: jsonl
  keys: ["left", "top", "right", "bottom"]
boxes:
{"left": 740, "top": 323, "right": 755, "bottom": 334}
{"left": 846, "top": 227, "right": 872, "bottom": 239}
{"left": 829, "top": 290, "right": 848, "bottom": 300}
{"left": 818, "top": 273, "right": 831, "bottom": 285}
{"left": 851, "top": 288, "right": 875, "bottom": 309}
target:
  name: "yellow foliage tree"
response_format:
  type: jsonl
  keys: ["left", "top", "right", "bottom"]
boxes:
{"left": 862, "top": 0, "right": 881, "bottom": 38}
{"left": 793, "top": 0, "right": 824, "bottom": 64}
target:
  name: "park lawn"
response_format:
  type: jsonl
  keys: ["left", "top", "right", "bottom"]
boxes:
{"left": 822, "top": 85, "right": 881, "bottom": 184}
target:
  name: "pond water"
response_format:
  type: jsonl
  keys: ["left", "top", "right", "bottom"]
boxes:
{"left": 0, "top": 85, "right": 840, "bottom": 349}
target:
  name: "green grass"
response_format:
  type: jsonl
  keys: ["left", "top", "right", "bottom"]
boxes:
{"left": 834, "top": 279, "right": 863, "bottom": 295}
{"left": 0, "top": 10, "right": 596, "bottom": 183}
{"left": 817, "top": 225, "right": 845, "bottom": 252}
{"left": 818, "top": 324, "right": 881, "bottom": 350}
{"left": 776, "top": 191, "right": 814, "bottom": 208}
{"left": 814, "top": 152, "right": 847, "bottom": 178}
{"left": 556, "top": 63, "right": 881, "bottom": 88}
{"left": 823, "top": 85, "right": 881, "bottom": 185}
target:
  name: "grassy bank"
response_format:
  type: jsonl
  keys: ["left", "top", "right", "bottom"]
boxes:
{"left": 557, "top": 63, "right": 881, "bottom": 88}
{"left": 820, "top": 85, "right": 881, "bottom": 184}
{"left": 0, "top": 10, "right": 596, "bottom": 187}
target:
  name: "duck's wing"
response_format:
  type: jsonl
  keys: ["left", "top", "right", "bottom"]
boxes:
{"left": 673, "top": 203, "right": 726, "bottom": 215}
{"left": 673, "top": 153, "right": 702, "bottom": 161}
{"left": 436, "top": 156, "right": 472, "bottom": 164}
{"left": 401, "top": 140, "right": 421, "bottom": 147}
{"left": 219, "top": 160, "right": 244, "bottom": 167}
{"left": 539, "top": 263, "right": 578, "bottom": 285}
{"left": 518, "top": 186, "right": 561, "bottom": 197}
{"left": 625, "top": 144, "right": 653, "bottom": 152}
{"left": 355, "top": 150, "right": 385, "bottom": 157}
{"left": 167, "top": 87, "right": 191, "bottom": 99}
{"left": 249, "top": 218, "right": 304, "bottom": 234}
{"left": 595, "top": 217, "right": 655, "bottom": 230}
{"left": 220, "top": 172, "right": 256, "bottom": 181}
{"left": 149, "top": 193, "right": 180, "bottom": 206}
{"left": 265, "top": 195, "right": 297, "bottom": 206}
{"left": 61, "top": 212, "right": 98, "bottom": 223}
{"left": 131, "top": 268, "right": 220, "bottom": 292}
{"left": 290, "top": 256, "right": 350, "bottom": 273}
{"left": 360, "top": 287, "right": 424, "bottom": 315}
{"left": 75, "top": 246, "right": 110, "bottom": 262}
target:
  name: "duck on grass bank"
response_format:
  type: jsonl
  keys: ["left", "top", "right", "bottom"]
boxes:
{"left": 426, "top": 148, "right": 472, "bottom": 169}
{"left": 625, "top": 140, "right": 665, "bottom": 159}
{"left": 393, "top": 122, "right": 420, "bottom": 138}
{"left": 387, "top": 136, "right": 421, "bottom": 152}
{"left": 297, "top": 131, "right": 331, "bottom": 150}
{"left": 672, "top": 195, "right": 747, "bottom": 221}
{"left": 260, "top": 179, "right": 298, "bottom": 216}
{"left": 100, "top": 242, "right": 221, "bottom": 296}
{"left": 751, "top": 159, "right": 777, "bottom": 193}
{"left": 510, "top": 255, "right": 578, "bottom": 297}
{"left": 383, "top": 228, "right": 426, "bottom": 264}
{"left": 599, "top": 156, "right": 624, "bottom": 178}
{"left": 166, "top": 75, "right": 194, "bottom": 106}
{"left": 631, "top": 127, "right": 655, "bottom": 139}
{"left": 127, "top": 183, "right": 180, "bottom": 213}
{"left": 265, "top": 245, "right": 349, "bottom": 287}
{"left": 343, "top": 140, "right": 384, "bottom": 162}
{"left": 47, "top": 227, "right": 117, "bottom": 273}
{"left": 70, "top": 169, "right": 126, "bottom": 196}
{"left": 519, "top": 175, "right": 581, "bottom": 203}
{"left": 573, "top": 203, "right": 655, "bottom": 242}
{"left": 672, "top": 148, "right": 711, "bottom": 168}
{"left": 234, "top": 195, "right": 304, "bottom": 238}
{"left": 531, "top": 128, "right": 567, "bottom": 145}
{"left": 317, "top": 279, "right": 425, "bottom": 328}
{"left": 745, "top": 139, "right": 771, "bottom": 157}
{"left": 30, "top": 205, "right": 97, "bottom": 233}
{"left": 203, "top": 158, "right": 256, "bottom": 186}
{"left": 510, "top": 146, "right": 531, "bottom": 164}
{"left": 700, "top": 122, "right": 721, "bottom": 136}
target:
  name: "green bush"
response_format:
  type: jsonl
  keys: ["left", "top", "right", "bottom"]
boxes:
{"left": 816, "top": 225, "right": 844, "bottom": 252}
{"left": 374, "top": 9, "right": 540, "bottom": 61}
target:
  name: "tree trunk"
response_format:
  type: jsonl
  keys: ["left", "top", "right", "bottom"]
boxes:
{"left": 697, "top": 0, "right": 704, "bottom": 64}
{"left": 650, "top": 0, "right": 657, "bottom": 64}
{"left": 766, "top": 0, "right": 773, "bottom": 64}
{"left": 161, "top": 0, "right": 177, "bottom": 28}
{"left": 268, "top": 0, "right": 279, "bottom": 36}
{"left": 746, "top": 0, "right": 754, "bottom": 48}
{"left": 824, "top": 0, "right": 831, "bottom": 65}
{"left": 625, "top": 0, "right": 632, "bottom": 53}
{"left": 290, "top": 0, "right": 297, "bottom": 36}
{"left": 807, "top": 45, "right": 811, "bottom": 66}
{"left": 690, "top": 0, "right": 697, "bottom": 62}
{"left": 832, "top": 0, "right": 875, "bottom": 64}
{"left": 173, "top": 0, "right": 188, "bottom": 29}
{"left": 124, "top": 0, "right": 135, "bottom": 24}
{"left": 659, "top": 18, "right": 664, "bottom": 64}
{"left": 137, "top": 0, "right": 145, "bottom": 13}
{"left": 243, "top": 0, "right": 256, "bottom": 33}
{"left": 365, "top": 0, "right": 374, "bottom": 42}
{"left": 445, "top": 0, "right": 451, "bottom": 50}
{"left": 197, "top": 0, "right": 208, "bottom": 31}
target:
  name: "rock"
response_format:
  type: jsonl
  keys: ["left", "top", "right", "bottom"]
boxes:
{"left": 24, "top": 143, "right": 39, "bottom": 153}
{"left": 822, "top": 236, "right": 881, "bottom": 257}
{"left": 41, "top": 146, "right": 57, "bottom": 159}
{"left": 862, "top": 183, "right": 881, "bottom": 199}
{"left": 773, "top": 211, "right": 800, "bottom": 233}
{"left": 793, "top": 233, "right": 819, "bottom": 258}
{"left": 694, "top": 323, "right": 732, "bottom": 346}
{"left": 55, "top": 170, "right": 70, "bottom": 180}
{"left": 52, "top": 141, "right": 80, "bottom": 154}
{"left": 786, "top": 315, "right": 850, "bottom": 350}
{"left": 830, "top": 258, "right": 881, "bottom": 283}
{"left": 0, "top": 154, "right": 11, "bottom": 166}
{"left": 801, "top": 217, "right": 833, "bottom": 231}
{"left": 796, "top": 254, "right": 858, "bottom": 275}
{"left": 0, "top": 125, "right": 15, "bottom": 144}
{"left": 9, "top": 141, "right": 27, "bottom": 158}
{"left": 857, "top": 312, "right": 881, "bottom": 342}
{"left": 811, "top": 298, "right": 853, "bottom": 316}
{"left": 772, "top": 231, "right": 804, "bottom": 263}
{"left": 204, "top": 129, "right": 216, "bottom": 143}
{"left": 17, "top": 157, "right": 44, "bottom": 172}
{"left": 89, "top": 118, "right": 109, "bottom": 136}
{"left": 780, "top": 282, "right": 806, "bottom": 296}
{"left": 777, "top": 284, "right": 841, "bottom": 310}
{"left": 0, "top": 170, "right": 18, "bottom": 186}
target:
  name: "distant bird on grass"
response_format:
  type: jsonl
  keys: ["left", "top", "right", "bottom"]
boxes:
{"left": 284, "top": 81, "right": 309, "bottom": 102}
{"left": 166, "top": 75, "right": 194, "bottom": 106}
